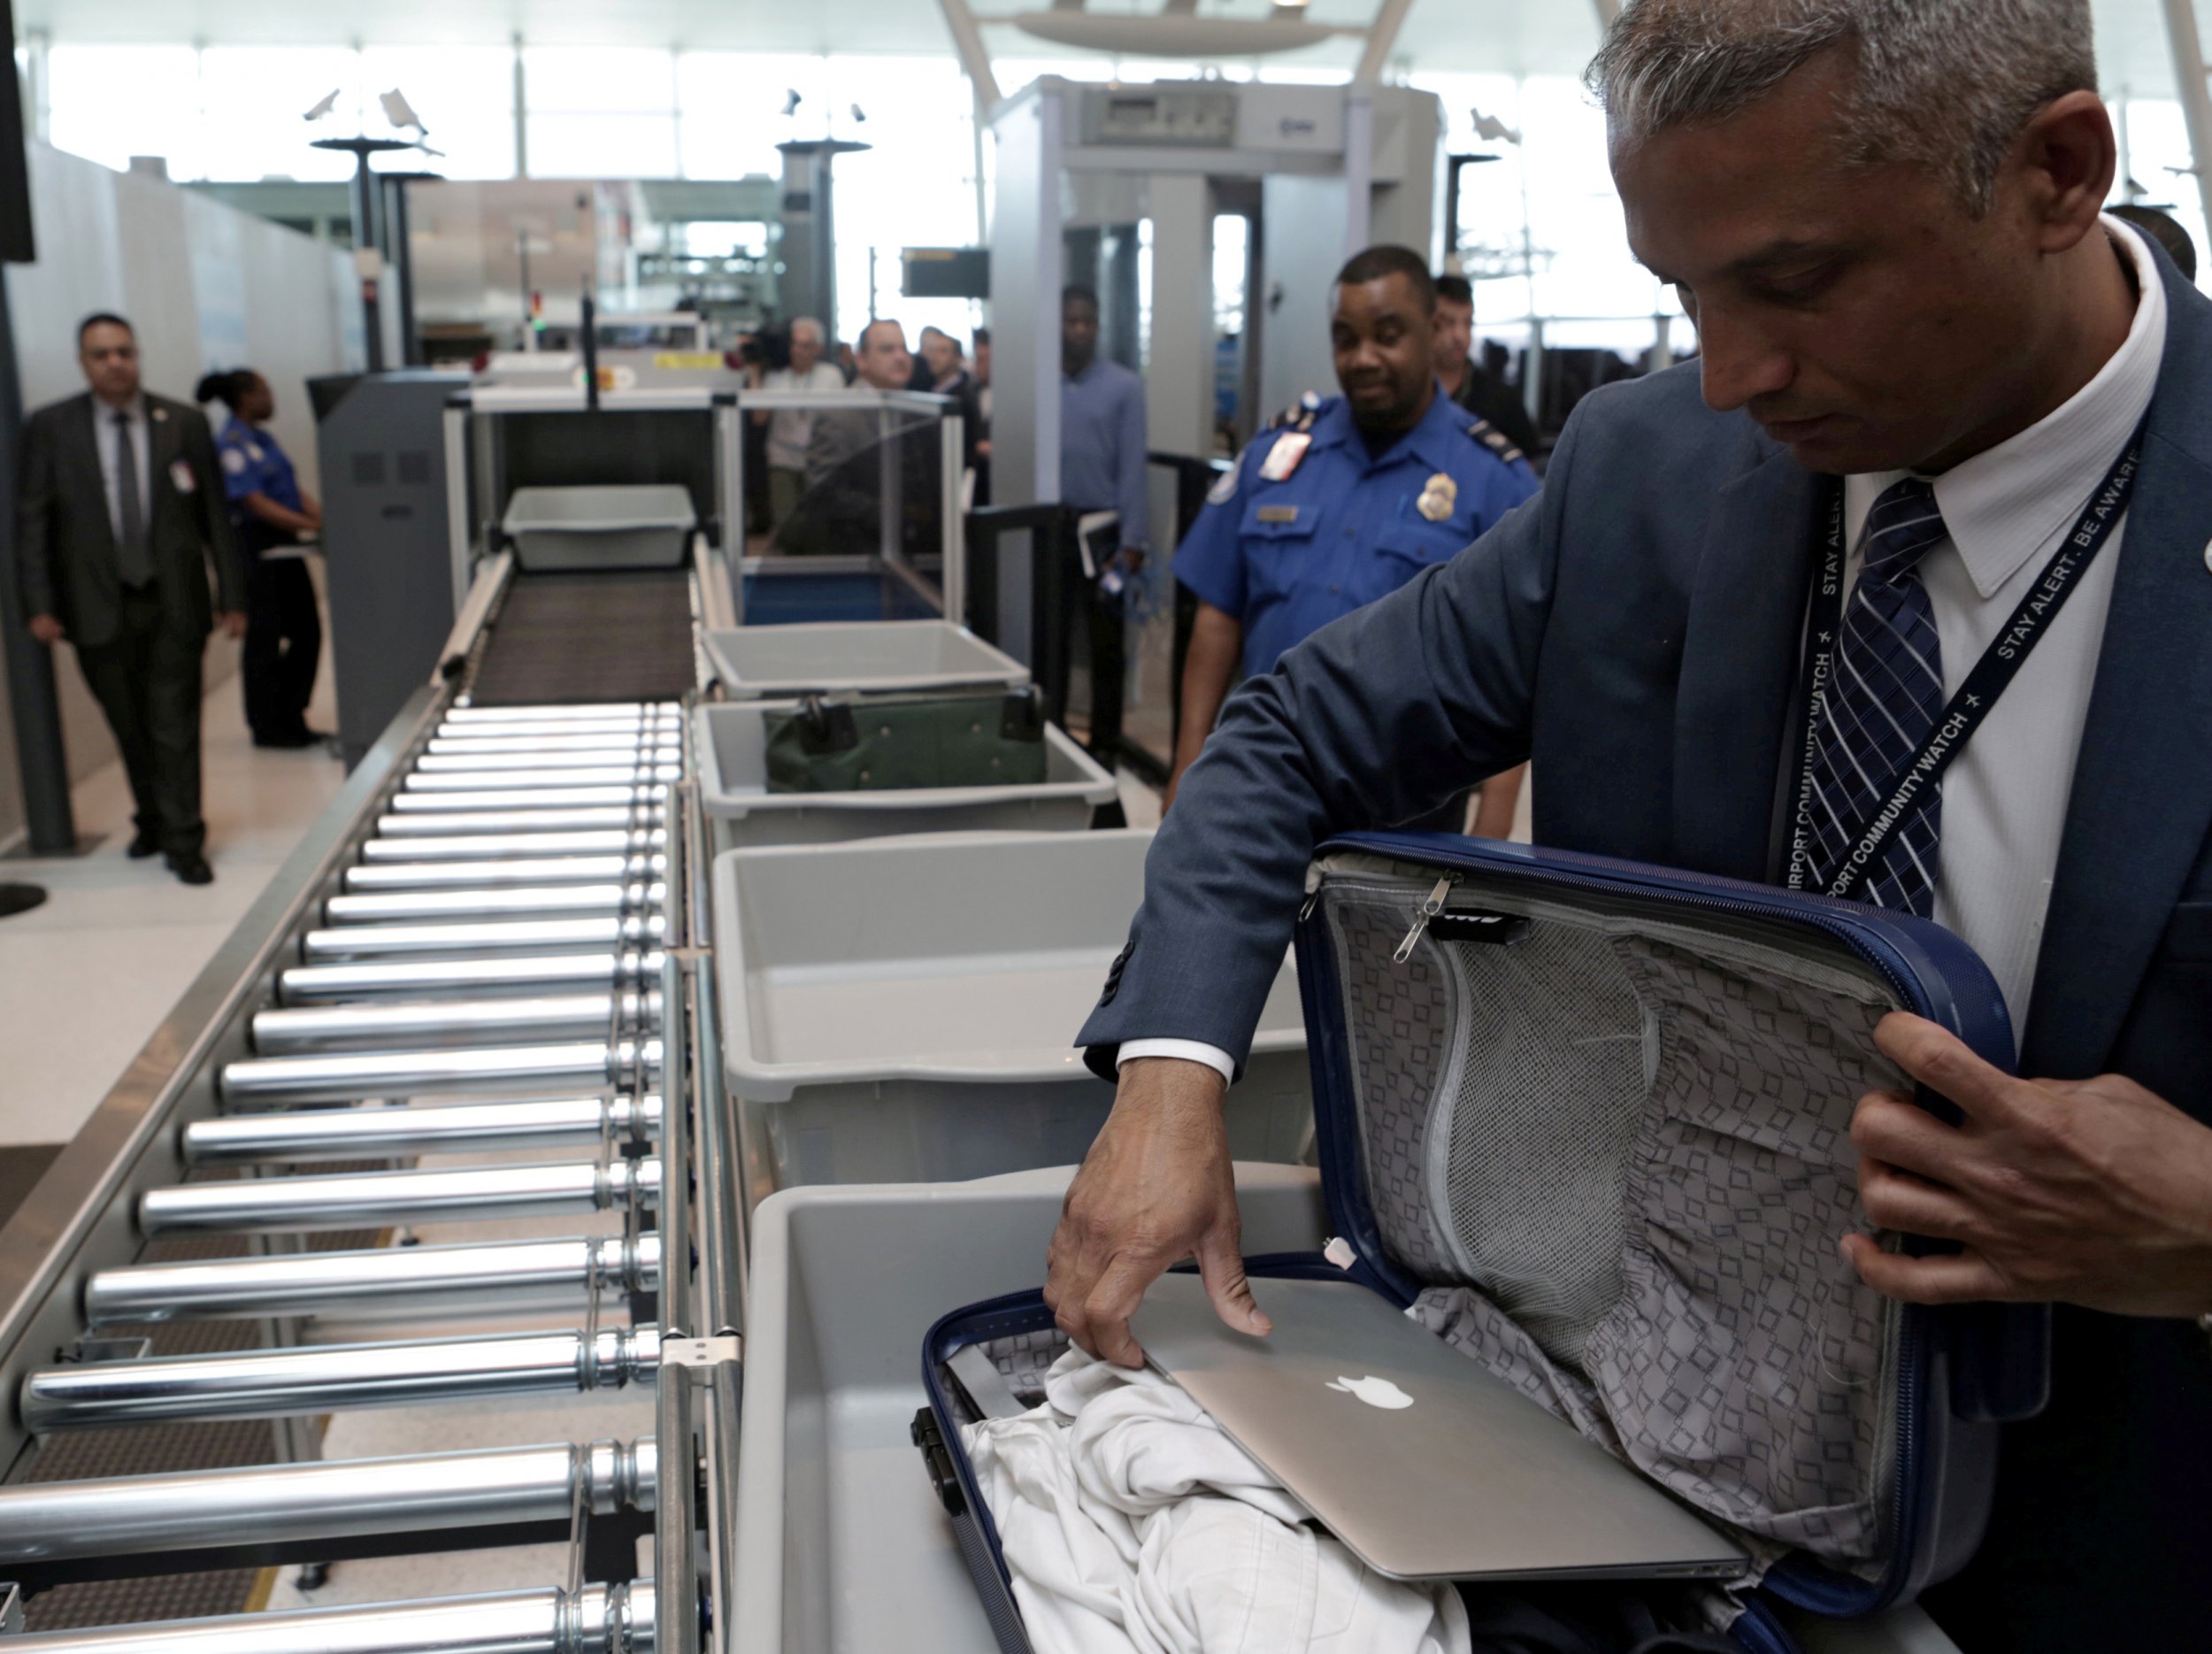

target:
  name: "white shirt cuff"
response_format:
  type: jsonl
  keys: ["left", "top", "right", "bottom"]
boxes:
{"left": 1115, "top": 1039, "right": 1237, "bottom": 1084}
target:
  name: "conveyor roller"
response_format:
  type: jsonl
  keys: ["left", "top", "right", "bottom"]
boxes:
{"left": 426, "top": 735, "right": 682, "bottom": 758}
{"left": 278, "top": 950, "right": 664, "bottom": 1004}
{"left": 299, "top": 915, "right": 669, "bottom": 963}
{"left": 405, "top": 765, "right": 684, "bottom": 791}
{"left": 389, "top": 785, "right": 670, "bottom": 814}
{"left": 324, "top": 881, "right": 666, "bottom": 926}
{"left": 182, "top": 1094, "right": 661, "bottom": 1163}
{"left": 252, "top": 990, "right": 660, "bottom": 1052}
{"left": 86, "top": 1233, "right": 659, "bottom": 1323}
{"left": 137, "top": 1155, "right": 662, "bottom": 1236}
{"left": 0, "top": 1436, "right": 657, "bottom": 1560}
{"left": 448, "top": 701, "right": 680, "bottom": 722}
{"left": 0, "top": 1581, "right": 657, "bottom": 1653}
{"left": 362, "top": 827, "right": 668, "bottom": 858}
{"left": 218, "top": 1036, "right": 663, "bottom": 1107}
{"left": 343, "top": 854, "right": 669, "bottom": 892}
{"left": 19, "top": 1324, "right": 664, "bottom": 1430}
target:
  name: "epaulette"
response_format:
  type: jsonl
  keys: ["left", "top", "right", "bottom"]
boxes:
{"left": 1467, "top": 417, "right": 1525, "bottom": 467}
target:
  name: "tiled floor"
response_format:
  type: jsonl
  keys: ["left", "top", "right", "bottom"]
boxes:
{"left": 0, "top": 635, "right": 345, "bottom": 1148}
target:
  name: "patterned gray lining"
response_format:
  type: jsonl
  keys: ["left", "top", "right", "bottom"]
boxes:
{"left": 1327, "top": 887, "right": 1907, "bottom": 1580}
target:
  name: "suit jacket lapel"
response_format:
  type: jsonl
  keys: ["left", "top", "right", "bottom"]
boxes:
{"left": 2022, "top": 264, "right": 2212, "bottom": 1078}
{"left": 1671, "top": 432, "right": 1824, "bottom": 881}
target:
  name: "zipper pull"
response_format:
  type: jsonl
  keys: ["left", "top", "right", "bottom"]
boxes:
{"left": 1297, "top": 888, "right": 1321, "bottom": 923}
{"left": 1393, "top": 873, "right": 1460, "bottom": 964}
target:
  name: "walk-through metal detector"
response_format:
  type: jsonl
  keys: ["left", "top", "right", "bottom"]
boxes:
{"left": 984, "top": 74, "right": 1443, "bottom": 746}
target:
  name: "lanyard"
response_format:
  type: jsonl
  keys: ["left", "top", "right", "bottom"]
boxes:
{"left": 1784, "top": 418, "right": 2148, "bottom": 905}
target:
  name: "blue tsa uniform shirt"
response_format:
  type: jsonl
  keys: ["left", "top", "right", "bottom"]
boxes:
{"left": 218, "top": 415, "right": 306, "bottom": 551}
{"left": 1173, "top": 387, "right": 1540, "bottom": 681}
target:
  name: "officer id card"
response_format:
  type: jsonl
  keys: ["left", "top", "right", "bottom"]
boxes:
{"left": 1259, "top": 431, "right": 1311, "bottom": 481}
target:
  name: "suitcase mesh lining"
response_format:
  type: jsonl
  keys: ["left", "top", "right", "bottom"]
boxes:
{"left": 1329, "top": 887, "right": 1905, "bottom": 1581}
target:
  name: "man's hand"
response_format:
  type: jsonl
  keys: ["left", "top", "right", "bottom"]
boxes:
{"left": 27, "top": 614, "right": 63, "bottom": 645}
{"left": 1044, "top": 1057, "right": 1271, "bottom": 1367}
{"left": 218, "top": 611, "right": 247, "bottom": 641}
{"left": 1843, "top": 1012, "right": 2212, "bottom": 1318}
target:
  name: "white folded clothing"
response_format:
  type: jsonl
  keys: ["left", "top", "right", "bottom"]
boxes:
{"left": 962, "top": 1348, "right": 1471, "bottom": 1654}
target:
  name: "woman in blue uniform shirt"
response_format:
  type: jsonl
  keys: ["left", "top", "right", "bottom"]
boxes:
{"left": 196, "top": 369, "right": 325, "bottom": 749}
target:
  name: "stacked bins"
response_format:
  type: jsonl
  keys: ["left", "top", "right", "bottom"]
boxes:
{"left": 713, "top": 831, "right": 1312, "bottom": 1215}
{"left": 4, "top": 701, "right": 701, "bottom": 1654}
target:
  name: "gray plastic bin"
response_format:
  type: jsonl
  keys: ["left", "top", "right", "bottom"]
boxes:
{"left": 713, "top": 830, "right": 1310, "bottom": 1207}
{"left": 731, "top": 1165, "right": 1962, "bottom": 1654}
{"left": 703, "top": 620, "right": 1028, "bottom": 700}
{"left": 501, "top": 484, "right": 695, "bottom": 572}
{"left": 695, "top": 703, "right": 1116, "bottom": 848}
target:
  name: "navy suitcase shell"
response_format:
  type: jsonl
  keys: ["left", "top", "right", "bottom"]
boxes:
{"left": 918, "top": 835, "right": 2048, "bottom": 1653}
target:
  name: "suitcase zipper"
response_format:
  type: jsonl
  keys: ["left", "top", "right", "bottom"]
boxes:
{"left": 1391, "top": 873, "right": 1461, "bottom": 963}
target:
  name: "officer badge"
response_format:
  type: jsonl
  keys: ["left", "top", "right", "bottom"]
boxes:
{"left": 1417, "top": 473, "right": 1456, "bottom": 522}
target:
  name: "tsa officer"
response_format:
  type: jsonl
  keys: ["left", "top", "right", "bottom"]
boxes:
{"left": 1165, "top": 245, "right": 1539, "bottom": 812}
{"left": 198, "top": 368, "right": 326, "bottom": 749}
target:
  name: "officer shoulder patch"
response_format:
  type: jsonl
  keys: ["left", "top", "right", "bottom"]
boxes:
{"left": 1206, "top": 463, "right": 1239, "bottom": 505}
{"left": 220, "top": 447, "right": 249, "bottom": 477}
{"left": 1467, "top": 418, "right": 1525, "bottom": 467}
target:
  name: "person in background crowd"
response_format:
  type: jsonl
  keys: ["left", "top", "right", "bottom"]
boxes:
{"left": 915, "top": 326, "right": 986, "bottom": 477}
{"left": 806, "top": 319, "right": 916, "bottom": 489}
{"left": 17, "top": 314, "right": 243, "bottom": 885}
{"left": 972, "top": 326, "right": 994, "bottom": 500}
{"left": 1167, "top": 245, "right": 1540, "bottom": 832}
{"left": 754, "top": 318, "right": 847, "bottom": 531}
{"left": 197, "top": 368, "right": 326, "bottom": 751}
{"left": 1432, "top": 273, "right": 1543, "bottom": 458}
{"left": 1058, "top": 285, "right": 1149, "bottom": 763}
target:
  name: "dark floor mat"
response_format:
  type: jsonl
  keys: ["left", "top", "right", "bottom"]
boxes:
{"left": 467, "top": 569, "right": 695, "bottom": 706}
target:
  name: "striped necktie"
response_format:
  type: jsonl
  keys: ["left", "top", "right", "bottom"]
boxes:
{"left": 1802, "top": 478, "right": 1949, "bottom": 918}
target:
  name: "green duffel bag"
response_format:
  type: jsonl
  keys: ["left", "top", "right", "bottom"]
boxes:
{"left": 764, "top": 689, "right": 1048, "bottom": 793}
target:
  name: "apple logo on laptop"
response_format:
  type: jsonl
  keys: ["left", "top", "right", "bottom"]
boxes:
{"left": 1327, "top": 1375, "right": 1413, "bottom": 1410}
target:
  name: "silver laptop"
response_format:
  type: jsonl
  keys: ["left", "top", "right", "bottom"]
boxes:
{"left": 1132, "top": 1273, "right": 1749, "bottom": 1583}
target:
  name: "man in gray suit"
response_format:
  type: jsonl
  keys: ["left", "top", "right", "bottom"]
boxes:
{"left": 1053, "top": 4, "right": 2212, "bottom": 1645}
{"left": 18, "top": 313, "right": 245, "bottom": 884}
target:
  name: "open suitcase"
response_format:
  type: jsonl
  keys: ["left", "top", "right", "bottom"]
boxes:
{"left": 916, "top": 834, "right": 2049, "bottom": 1653}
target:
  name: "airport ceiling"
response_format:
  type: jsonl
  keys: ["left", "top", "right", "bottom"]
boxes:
{"left": 19, "top": 0, "right": 2195, "bottom": 96}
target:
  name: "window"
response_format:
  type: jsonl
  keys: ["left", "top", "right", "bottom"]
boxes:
{"left": 196, "top": 47, "right": 369, "bottom": 183}
{"left": 526, "top": 46, "right": 678, "bottom": 180}
{"left": 47, "top": 45, "right": 204, "bottom": 178}
{"left": 361, "top": 46, "right": 518, "bottom": 181}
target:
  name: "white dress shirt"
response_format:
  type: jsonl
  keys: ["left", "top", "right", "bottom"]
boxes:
{"left": 1125, "top": 216, "right": 2164, "bottom": 1080}
{"left": 95, "top": 393, "right": 151, "bottom": 550}
{"left": 764, "top": 362, "right": 849, "bottom": 473}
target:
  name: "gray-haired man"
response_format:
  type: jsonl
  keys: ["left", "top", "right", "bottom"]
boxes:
{"left": 754, "top": 316, "right": 844, "bottom": 529}
{"left": 1050, "top": 3, "right": 2212, "bottom": 1644}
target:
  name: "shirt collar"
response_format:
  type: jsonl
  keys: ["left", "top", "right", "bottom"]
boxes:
{"left": 96, "top": 392, "right": 147, "bottom": 426}
{"left": 1856, "top": 214, "right": 2166, "bottom": 599}
{"left": 1310, "top": 384, "right": 1461, "bottom": 469}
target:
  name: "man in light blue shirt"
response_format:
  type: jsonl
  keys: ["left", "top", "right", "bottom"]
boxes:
{"left": 1059, "top": 286, "right": 1148, "bottom": 759}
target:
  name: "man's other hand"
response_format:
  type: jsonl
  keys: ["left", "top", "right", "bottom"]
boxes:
{"left": 219, "top": 610, "right": 247, "bottom": 641}
{"left": 1044, "top": 1056, "right": 1271, "bottom": 1367}
{"left": 1843, "top": 1012, "right": 2212, "bottom": 1318}
{"left": 27, "top": 614, "right": 63, "bottom": 645}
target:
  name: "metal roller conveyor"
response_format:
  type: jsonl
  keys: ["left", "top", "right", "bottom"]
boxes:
{"left": 278, "top": 950, "right": 664, "bottom": 1004}
{"left": 0, "top": 1436, "right": 657, "bottom": 1561}
{"left": 299, "top": 915, "right": 668, "bottom": 963}
{"left": 435, "top": 722, "right": 680, "bottom": 744}
{"left": 362, "top": 826, "right": 669, "bottom": 858}
{"left": 138, "top": 1156, "right": 662, "bottom": 1236}
{"left": 86, "top": 1233, "right": 660, "bottom": 1323}
{"left": 343, "top": 854, "right": 669, "bottom": 893}
{"left": 217, "top": 1037, "right": 662, "bottom": 1107}
{"left": 254, "top": 991, "right": 660, "bottom": 1055}
{"left": 389, "top": 785, "right": 669, "bottom": 814}
{"left": 416, "top": 750, "right": 682, "bottom": 775}
{"left": 404, "top": 766, "right": 685, "bottom": 793}
{"left": 324, "top": 882, "right": 666, "bottom": 927}
{"left": 426, "top": 735, "right": 683, "bottom": 758}
{"left": 19, "top": 1324, "right": 665, "bottom": 1430}
{"left": 0, "top": 1581, "right": 657, "bottom": 1653}
{"left": 183, "top": 1094, "right": 661, "bottom": 1164}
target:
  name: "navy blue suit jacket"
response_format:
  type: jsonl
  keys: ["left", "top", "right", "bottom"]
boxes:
{"left": 1080, "top": 250, "right": 2212, "bottom": 1646}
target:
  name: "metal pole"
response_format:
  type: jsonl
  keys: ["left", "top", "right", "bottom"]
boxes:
{"left": 0, "top": 256, "right": 75, "bottom": 856}
{"left": 362, "top": 828, "right": 669, "bottom": 861}
{"left": 137, "top": 1156, "right": 662, "bottom": 1237}
{"left": 19, "top": 1324, "right": 664, "bottom": 1431}
{"left": 322, "top": 881, "right": 666, "bottom": 925}
{"left": 2162, "top": 0, "right": 2212, "bottom": 240}
{"left": 0, "top": 1581, "right": 656, "bottom": 1654}
{"left": 217, "top": 1037, "right": 663, "bottom": 1108}
{"left": 654, "top": 950, "right": 692, "bottom": 1340}
{"left": 297, "top": 913, "right": 669, "bottom": 963}
{"left": 86, "top": 1233, "right": 659, "bottom": 1324}
{"left": 653, "top": 1368, "right": 698, "bottom": 1654}
{"left": 703, "top": 1358, "right": 743, "bottom": 1654}
{"left": 342, "top": 855, "right": 669, "bottom": 893}
{"left": 184, "top": 1094, "right": 660, "bottom": 1164}
{"left": 277, "top": 950, "right": 664, "bottom": 1005}
{"left": 688, "top": 956, "right": 742, "bottom": 1339}
{"left": 252, "top": 990, "right": 660, "bottom": 1052}
{"left": 0, "top": 1438, "right": 656, "bottom": 1562}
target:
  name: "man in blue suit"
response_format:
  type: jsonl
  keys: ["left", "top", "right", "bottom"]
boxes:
{"left": 1050, "top": 3, "right": 2212, "bottom": 1646}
